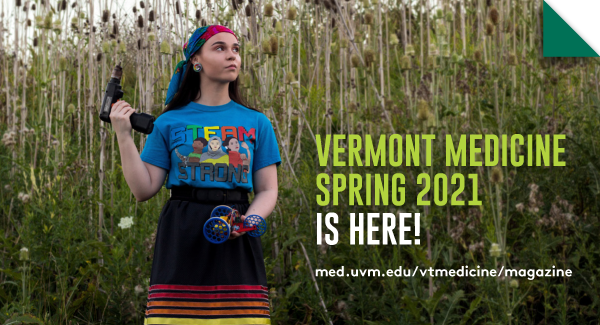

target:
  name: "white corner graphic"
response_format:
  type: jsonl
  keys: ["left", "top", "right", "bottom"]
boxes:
{"left": 545, "top": 0, "right": 600, "bottom": 54}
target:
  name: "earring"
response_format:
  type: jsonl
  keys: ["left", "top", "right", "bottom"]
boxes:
{"left": 193, "top": 62, "right": 203, "bottom": 72}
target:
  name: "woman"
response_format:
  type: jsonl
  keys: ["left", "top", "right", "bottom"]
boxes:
{"left": 223, "top": 136, "right": 251, "bottom": 168}
{"left": 110, "top": 25, "right": 280, "bottom": 325}
{"left": 201, "top": 135, "right": 230, "bottom": 165}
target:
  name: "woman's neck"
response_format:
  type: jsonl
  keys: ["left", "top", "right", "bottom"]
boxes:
{"left": 194, "top": 80, "right": 231, "bottom": 106}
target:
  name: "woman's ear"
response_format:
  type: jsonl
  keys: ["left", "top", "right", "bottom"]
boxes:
{"left": 191, "top": 52, "right": 202, "bottom": 65}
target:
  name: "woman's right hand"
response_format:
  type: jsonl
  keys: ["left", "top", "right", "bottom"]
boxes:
{"left": 110, "top": 100, "right": 137, "bottom": 138}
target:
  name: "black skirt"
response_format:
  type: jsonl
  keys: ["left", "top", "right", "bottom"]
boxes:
{"left": 143, "top": 193, "right": 271, "bottom": 324}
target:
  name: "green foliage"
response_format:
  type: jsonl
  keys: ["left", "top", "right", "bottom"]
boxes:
{"left": 1, "top": 1, "right": 600, "bottom": 324}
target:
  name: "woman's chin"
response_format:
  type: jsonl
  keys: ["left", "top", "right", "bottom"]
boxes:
{"left": 222, "top": 73, "right": 239, "bottom": 82}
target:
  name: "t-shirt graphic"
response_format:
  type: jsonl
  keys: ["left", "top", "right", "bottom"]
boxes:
{"left": 140, "top": 100, "right": 281, "bottom": 192}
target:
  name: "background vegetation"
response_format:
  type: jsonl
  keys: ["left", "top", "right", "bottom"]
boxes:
{"left": 0, "top": 0, "right": 599, "bottom": 323}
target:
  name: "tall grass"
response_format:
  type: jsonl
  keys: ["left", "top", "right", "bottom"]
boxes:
{"left": 1, "top": 0, "right": 599, "bottom": 323}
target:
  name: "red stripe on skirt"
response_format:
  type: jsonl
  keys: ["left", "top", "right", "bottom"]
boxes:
{"left": 149, "top": 284, "right": 268, "bottom": 292}
{"left": 146, "top": 308, "right": 270, "bottom": 316}
{"left": 149, "top": 292, "right": 269, "bottom": 299}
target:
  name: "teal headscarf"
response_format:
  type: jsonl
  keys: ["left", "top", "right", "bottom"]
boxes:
{"left": 164, "top": 25, "right": 239, "bottom": 106}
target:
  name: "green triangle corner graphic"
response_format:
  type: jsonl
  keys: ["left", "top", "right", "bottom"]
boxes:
{"left": 543, "top": 1, "right": 599, "bottom": 57}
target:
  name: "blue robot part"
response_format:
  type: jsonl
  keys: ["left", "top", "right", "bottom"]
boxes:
{"left": 203, "top": 217, "right": 230, "bottom": 244}
{"left": 244, "top": 215, "right": 267, "bottom": 237}
{"left": 210, "top": 205, "right": 234, "bottom": 219}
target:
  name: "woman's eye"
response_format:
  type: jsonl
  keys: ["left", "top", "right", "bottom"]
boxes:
{"left": 217, "top": 46, "right": 239, "bottom": 52}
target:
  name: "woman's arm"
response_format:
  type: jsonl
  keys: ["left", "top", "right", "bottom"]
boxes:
{"left": 229, "top": 163, "right": 278, "bottom": 240}
{"left": 111, "top": 100, "right": 168, "bottom": 202}
{"left": 118, "top": 134, "right": 167, "bottom": 202}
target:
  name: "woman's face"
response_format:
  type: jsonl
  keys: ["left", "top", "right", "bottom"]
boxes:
{"left": 192, "top": 32, "right": 241, "bottom": 84}
{"left": 209, "top": 139, "right": 221, "bottom": 151}
{"left": 228, "top": 138, "right": 240, "bottom": 152}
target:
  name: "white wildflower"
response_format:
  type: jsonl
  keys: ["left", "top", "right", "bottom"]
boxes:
{"left": 118, "top": 216, "right": 134, "bottom": 229}
{"left": 489, "top": 243, "right": 502, "bottom": 258}
{"left": 515, "top": 203, "right": 524, "bottom": 213}
{"left": 134, "top": 284, "right": 144, "bottom": 295}
{"left": 20, "top": 247, "right": 29, "bottom": 261}
{"left": 18, "top": 192, "right": 30, "bottom": 203}
{"left": 2, "top": 130, "right": 16, "bottom": 147}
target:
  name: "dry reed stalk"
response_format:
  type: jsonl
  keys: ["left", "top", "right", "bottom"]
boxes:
{"left": 76, "top": 12, "right": 82, "bottom": 150}
{"left": 285, "top": 13, "right": 293, "bottom": 163}
{"left": 385, "top": 6, "right": 390, "bottom": 98}
{"left": 479, "top": 1, "right": 487, "bottom": 64}
{"left": 331, "top": 0, "right": 396, "bottom": 134}
{"left": 110, "top": 123, "right": 114, "bottom": 234}
{"left": 325, "top": 12, "right": 332, "bottom": 141}
{"left": 291, "top": 19, "right": 304, "bottom": 165}
{"left": 349, "top": 8, "right": 357, "bottom": 142}
{"left": 401, "top": 0, "right": 407, "bottom": 49}
{"left": 2, "top": 59, "right": 9, "bottom": 150}
{"left": 87, "top": 0, "right": 95, "bottom": 230}
{"left": 98, "top": 126, "right": 107, "bottom": 266}
{"left": 47, "top": 73, "right": 55, "bottom": 169}
{"left": 11, "top": 0, "right": 20, "bottom": 178}
{"left": 460, "top": 0, "right": 470, "bottom": 121}
{"left": 20, "top": 64, "right": 27, "bottom": 156}
{"left": 308, "top": 15, "right": 322, "bottom": 101}
{"left": 338, "top": 23, "right": 344, "bottom": 135}
{"left": 425, "top": 0, "right": 431, "bottom": 75}
{"left": 377, "top": 0, "right": 384, "bottom": 97}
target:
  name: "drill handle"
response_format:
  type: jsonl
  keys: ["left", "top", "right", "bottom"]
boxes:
{"left": 130, "top": 112, "right": 155, "bottom": 134}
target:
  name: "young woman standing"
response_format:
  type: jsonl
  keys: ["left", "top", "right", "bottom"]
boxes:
{"left": 111, "top": 25, "right": 280, "bottom": 324}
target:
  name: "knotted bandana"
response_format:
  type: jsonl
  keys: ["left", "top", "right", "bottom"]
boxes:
{"left": 164, "top": 25, "right": 239, "bottom": 106}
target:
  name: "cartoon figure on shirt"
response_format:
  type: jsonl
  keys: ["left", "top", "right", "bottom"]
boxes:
{"left": 188, "top": 137, "right": 208, "bottom": 163}
{"left": 223, "top": 136, "right": 251, "bottom": 174}
{"left": 200, "top": 136, "right": 229, "bottom": 165}
{"left": 174, "top": 137, "right": 207, "bottom": 165}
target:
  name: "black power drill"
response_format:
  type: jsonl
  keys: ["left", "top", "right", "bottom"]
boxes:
{"left": 99, "top": 63, "right": 155, "bottom": 134}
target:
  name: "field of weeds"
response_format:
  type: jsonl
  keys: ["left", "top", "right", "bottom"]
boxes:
{"left": 1, "top": 0, "right": 599, "bottom": 323}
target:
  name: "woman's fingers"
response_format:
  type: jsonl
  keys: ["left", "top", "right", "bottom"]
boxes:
{"left": 124, "top": 107, "right": 137, "bottom": 117}
{"left": 226, "top": 214, "right": 248, "bottom": 240}
{"left": 111, "top": 100, "right": 126, "bottom": 115}
{"left": 118, "top": 102, "right": 132, "bottom": 113}
{"left": 228, "top": 230, "right": 246, "bottom": 240}
{"left": 110, "top": 101, "right": 133, "bottom": 118}
{"left": 114, "top": 100, "right": 132, "bottom": 112}
{"left": 110, "top": 101, "right": 135, "bottom": 137}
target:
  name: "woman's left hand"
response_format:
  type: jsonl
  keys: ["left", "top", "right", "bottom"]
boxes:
{"left": 228, "top": 214, "right": 247, "bottom": 240}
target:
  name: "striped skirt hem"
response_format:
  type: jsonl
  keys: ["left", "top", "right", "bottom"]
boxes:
{"left": 144, "top": 284, "right": 271, "bottom": 324}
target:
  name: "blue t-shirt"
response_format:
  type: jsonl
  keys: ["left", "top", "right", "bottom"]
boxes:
{"left": 140, "top": 100, "right": 281, "bottom": 192}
